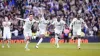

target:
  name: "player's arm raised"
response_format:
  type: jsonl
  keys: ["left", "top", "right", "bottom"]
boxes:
{"left": 41, "top": 8, "right": 45, "bottom": 19}
{"left": 62, "top": 20, "right": 66, "bottom": 31}
{"left": 81, "top": 18, "right": 88, "bottom": 29}
{"left": 50, "top": 21, "right": 56, "bottom": 29}
{"left": 16, "top": 17, "right": 26, "bottom": 21}
{"left": 69, "top": 18, "right": 76, "bottom": 29}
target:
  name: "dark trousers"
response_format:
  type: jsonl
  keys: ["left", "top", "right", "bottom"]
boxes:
{"left": 64, "top": 33, "right": 69, "bottom": 43}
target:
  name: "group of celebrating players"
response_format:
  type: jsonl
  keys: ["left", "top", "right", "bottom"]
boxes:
{"left": 2, "top": 9, "right": 88, "bottom": 51}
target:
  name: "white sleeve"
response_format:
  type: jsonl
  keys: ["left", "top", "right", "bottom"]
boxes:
{"left": 62, "top": 21, "right": 66, "bottom": 30}
{"left": 16, "top": 18, "right": 26, "bottom": 21}
{"left": 35, "top": 20, "right": 40, "bottom": 23}
{"left": 62, "top": 20, "right": 66, "bottom": 25}
{"left": 81, "top": 18, "right": 88, "bottom": 29}
{"left": 9, "top": 22, "right": 11, "bottom": 25}
{"left": 51, "top": 21, "right": 55, "bottom": 25}
{"left": 32, "top": 19, "right": 36, "bottom": 23}
{"left": 69, "top": 18, "right": 76, "bottom": 29}
{"left": 47, "top": 20, "right": 50, "bottom": 24}
{"left": 42, "top": 16, "right": 45, "bottom": 20}
{"left": 24, "top": 19, "right": 28, "bottom": 21}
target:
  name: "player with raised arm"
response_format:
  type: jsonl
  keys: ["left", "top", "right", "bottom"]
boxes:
{"left": 2, "top": 16, "right": 11, "bottom": 48}
{"left": 35, "top": 9, "right": 50, "bottom": 49}
{"left": 69, "top": 15, "right": 88, "bottom": 49}
{"left": 51, "top": 16, "right": 66, "bottom": 48}
{"left": 16, "top": 14, "right": 36, "bottom": 51}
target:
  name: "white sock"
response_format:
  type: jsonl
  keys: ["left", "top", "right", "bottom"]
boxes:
{"left": 34, "top": 36, "right": 36, "bottom": 39}
{"left": 2, "top": 40, "right": 5, "bottom": 46}
{"left": 55, "top": 35, "right": 57, "bottom": 45}
{"left": 78, "top": 38, "right": 81, "bottom": 48}
{"left": 55, "top": 35, "right": 59, "bottom": 47}
{"left": 7, "top": 40, "right": 10, "bottom": 47}
{"left": 36, "top": 38, "right": 43, "bottom": 46}
{"left": 25, "top": 41, "right": 29, "bottom": 49}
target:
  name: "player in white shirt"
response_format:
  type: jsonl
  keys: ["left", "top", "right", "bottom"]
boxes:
{"left": 52, "top": 16, "right": 66, "bottom": 48}
{"left": 16, "top": 14, "right": 36, "bottom": 51}
{"left": 69, "top": 15, "right": 88, "bottom": 49}
{"left": 35, "top": 9, "right": 50, "bottom": 49}
{"left": 2, "top": 16, "right": 11, "bottom": 48}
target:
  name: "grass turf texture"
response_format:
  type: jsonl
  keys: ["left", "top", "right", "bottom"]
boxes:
{"left": 0, "top": 43, "right": 100, "bottom": 56}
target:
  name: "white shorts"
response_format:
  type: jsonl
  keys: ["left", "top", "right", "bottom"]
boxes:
{"left": 40, "top": 30, "right": 46, "bottom": 35}
{"left": 24, "top": 31, "right": 32, "bottom": 39}
{"left": 3, "top": 31, "right": 11, "bottom": 39}
{"left": 54, "top": 29, "right": 63, "bottom": 38}
{"left": 73, "top": 29, "right": 81, "bottom": 36}
{"left": 36, "top": 30, "right": 46, "bottom": 37}
{"left": 55, "top": 29, "right": 62, "bottom": 35}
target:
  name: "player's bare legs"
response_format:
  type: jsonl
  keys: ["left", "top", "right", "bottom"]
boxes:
{"left": 25, "top": 37, "right": 30, "bottom": 51}
{"left": 2, "top": 16, "right": 11, "bottom": 48}
{"left": 2, "top": 38, "right": 11, "bottom": 48}
{"left": 77, "top": 36, "right": 81, "bottom": 49}
{"left": 2, "top": 38, "right": 6, "bottom": 48}
{"left": 55, "top": 34, "right": 60, "bottom": 48}
{"left": 7, "top": 38, "right": 11, "bottom": 48}
{"left": 35, "top": 35, "right": 44, "bottom": 49}
{"left": 71, "top": 35, "right": 81, "bottom": 49}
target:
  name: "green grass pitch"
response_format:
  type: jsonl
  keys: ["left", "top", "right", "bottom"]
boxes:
{"left": 0, "top": 43, "right": 100, "bottom": 56}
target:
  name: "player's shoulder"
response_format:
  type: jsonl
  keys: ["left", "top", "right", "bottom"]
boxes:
{"left": 8, "top": 21, "right": 11, "bottom": 24}
{"left": 26, "top": 18, "right": 29, "bottom": 20}
{"left": 74, "top": 18, "right": 77, "bottom": 20}
{"left": 53, "top": 20, "right": 57, "bottom": 23}
{"left": 73, "top": 18, "right": 77, "bottom": 21}
{"left": 51, "top": 19, "right": 56, "bottom": 25}
{"left": 61, "top": 20, "right": 66, "bottom": 24}
{"left": 61, "top": 20, "right": 65, "bottom": 22}
{"left": 39, "top": 17, "right": 44, "bottom": 21}
{"left": 24, "top": 18, "right": 28, "bottom": 21}
{"left": 32, "top": 19, "right": 36, "bottom": 22}
{"left": 80, "top": 18, "right": 84, "bottom": 21}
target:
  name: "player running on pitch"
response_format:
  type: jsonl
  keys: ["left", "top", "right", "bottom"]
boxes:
{"left": 51, "top": 16, "right": 66, "bottom": 48}
{"left": 35, "top": 9, "right": 50, "bottom": 49}
{"left": 16, "top": 14, "right": 36, "bottom": 51}
{"left": 69, "top": 15, "right": 88, "bottom": 49}
{"left": 2, "top": 16, "right": 12, "bottom": 48}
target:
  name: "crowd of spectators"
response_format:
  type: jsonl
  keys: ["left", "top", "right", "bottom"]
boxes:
{"left": 0, "top": 0, "right": 100, "bottom": 37}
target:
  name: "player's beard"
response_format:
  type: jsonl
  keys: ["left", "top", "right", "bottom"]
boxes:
{"left": 29, "top": 18, "right": 33, "bottom": 21}
{"left": 57, "top": 19, "right": 60, "bottom": 22}
{"left": 45, "top": 18, "right": 48, "bottom": 20}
